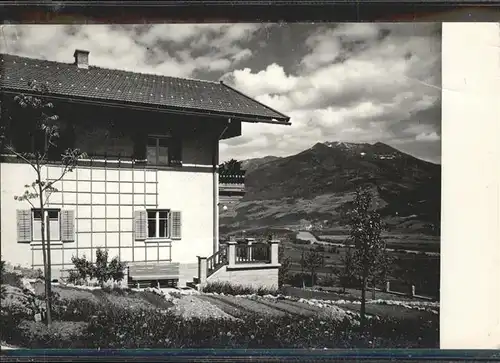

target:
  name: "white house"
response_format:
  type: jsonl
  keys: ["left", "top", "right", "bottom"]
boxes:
{"left": 0, "top": 50, "right": 290, "bottom": 288}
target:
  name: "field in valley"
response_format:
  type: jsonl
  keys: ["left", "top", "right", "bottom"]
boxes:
{"left": 232, "top": 227, "right": 439, "bottom": 299}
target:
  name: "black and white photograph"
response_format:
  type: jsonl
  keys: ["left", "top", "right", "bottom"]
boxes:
{"left": 0, "top": 23, "right": 442, "bottom": 350}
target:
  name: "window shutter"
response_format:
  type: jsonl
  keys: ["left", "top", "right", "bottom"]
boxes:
{"left": 16, "top": 210, "right": 32, "bottom": 243}
{"left": 134, "top": 210, "right": 147, "bottom": 241}
{"left": 60, "top": 209, "right": 75, "bottom": 242}
{"left": 170, "top": 211, "right": 182, "bottom": 240}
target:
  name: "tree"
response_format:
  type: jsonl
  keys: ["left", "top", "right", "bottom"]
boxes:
{"left": 0, "top": 257, "right": 6, "bottom": 299}
{"left": 346, "top": 187, "right": 391, "bottom": 329}
{"left": 335, "top": 245, "right": 357, "bottom": 293}
{"left": 277, "top": 245, "right": 292, "bottom": 288}
{"left": 3, "top": 81, "right": 86, "bottom": 327}
{"left": 218, "top": 158, "right": 242, "bottom": 174}
{"left": 300, "top": 249, "right": 324, "bottom": 287}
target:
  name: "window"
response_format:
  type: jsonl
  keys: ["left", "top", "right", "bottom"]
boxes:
{"left": 145, "top": 135, "right": 182, "bottom": 166}
{"left": 32, "top": 209, "right": 60, "bottom": 241}
{"left": 147, "top": 136, "right": 169, "bottom": 165}
{"left": 147, "top": 209, "right": 170, "bottom": 239}
{"left": 134, "top": 210, "right": 181, "bottom": 241}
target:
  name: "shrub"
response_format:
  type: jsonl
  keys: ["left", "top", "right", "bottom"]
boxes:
{"left": 201, "top": 281, "right": 278, "bottom": 296}
{"left": 317, "top": 274, "right": 337, "bottom": 287}
{"left": 314, "top": 245, "right": 325, "bottom": 252}
{"left": 2, "top": 271, "right": 23, "bottom": 289}
{"left": 0, "top": 305, "right": 25, "bottom": 343}
{"left": 1, "top": 257, "right": 6, "bottom": 299}
{"left": 67, "top": 270, "right": 84, "bottom": 285}
{"left": 52, "top": 297, "right": 104, "bottom": 322}
{"left": 82, "top": 305, "right": 438, "bottom": 349}
{"left": 70, "top": 248, "right": 125, "bottom": 286}
{"left": 15, "top": 320, "right": 89, "bottom": 348}
{"left": 70, "top": 255, "right": 94, "bottom": 281}
{"left": 287, "top": 272, "right": 316, "bottom": 288}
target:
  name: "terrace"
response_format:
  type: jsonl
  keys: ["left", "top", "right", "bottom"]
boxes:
{"left": 190, "top": 236, "right": 281, "bottom": 289}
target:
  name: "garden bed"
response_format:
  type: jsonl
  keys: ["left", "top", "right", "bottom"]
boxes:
{"left": 170, "top": 295, "right": 236, "bottom": 320}
{"left": 214, "top": 295, "right": 287, "bottom": 317}
{"left": 1, "top": 280, "right": 439, "bottom": 349}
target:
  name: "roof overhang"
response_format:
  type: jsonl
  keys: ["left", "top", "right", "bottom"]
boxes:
{"left": 1, "top": 87, "right": 291, "bottom": 126}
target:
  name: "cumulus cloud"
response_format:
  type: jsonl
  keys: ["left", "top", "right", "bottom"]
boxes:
{"left": 220, "top": 23, "right": 441, "bottom": 163}
{"left": 0, "top": 23, "right": 263, "bottom": 78}
{"left": 0, "top": 23, "right": 442, "bottom": 164}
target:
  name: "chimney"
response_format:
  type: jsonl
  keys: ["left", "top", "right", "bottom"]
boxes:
{"left": 73, "top": 49, "right": 89, "bottom": 69}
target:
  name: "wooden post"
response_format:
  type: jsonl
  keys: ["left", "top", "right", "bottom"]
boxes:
{"left": 270, "top": 239, "right": 280, "bottom": 265}
{"left": 197, "top": 256, "right": 207, "bottom": 284}
{"left": 247, "top": 240, "right": 253, "bottom": 262}
{"left": 227, "top": 239, "right": 237, "bottom": 267}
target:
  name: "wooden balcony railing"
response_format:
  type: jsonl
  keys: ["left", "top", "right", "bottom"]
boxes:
{"left": 219, "top": 170, "right": 246, "bottom": 185}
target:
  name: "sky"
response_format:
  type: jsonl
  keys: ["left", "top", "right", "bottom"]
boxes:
{"left": 0, "top": 23, "right": 442, "bottom": 164}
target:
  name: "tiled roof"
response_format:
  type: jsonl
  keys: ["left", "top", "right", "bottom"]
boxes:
{"left": 0, "top": 52, "right": 290, "bottom": 124}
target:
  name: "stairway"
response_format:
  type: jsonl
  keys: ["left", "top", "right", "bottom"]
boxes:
{"left": 185, "top": 245, "right": 229, "bottom": 289}
{"left": 185, "top": 277, "right": 199, "bottom": 289}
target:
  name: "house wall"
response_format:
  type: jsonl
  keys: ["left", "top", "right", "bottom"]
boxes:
{"left": 207, "top": 265, "right": 279, "bottom": 290}
{"left": 0, "top": 161, "right": 215, "bottom": 278}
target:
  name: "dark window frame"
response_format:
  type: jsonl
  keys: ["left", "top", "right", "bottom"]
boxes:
{"left": 31, "top": 208, "right": 61, "bottom": 241}
{"left": 146, "top": 209, "right": 171, "bottom": 239}
{"left": 144, "top": 134, "right": 182, "bottom": 166}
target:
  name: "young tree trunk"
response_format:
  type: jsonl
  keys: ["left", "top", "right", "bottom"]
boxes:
{"left": 38, "top": 178, "right": 52, "bottom": 327}
{"left": 45, "top": 213, "right": 53, "bottom": 327}
{"left": 360, "top": 274, "right": 367, "bottom": 331}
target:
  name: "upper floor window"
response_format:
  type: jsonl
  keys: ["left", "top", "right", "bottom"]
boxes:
{"left": 147, "top": 136, "right": 169, "bottom": 165}
{"left": 145, "top": 135, "right": 182, "bottom": 166}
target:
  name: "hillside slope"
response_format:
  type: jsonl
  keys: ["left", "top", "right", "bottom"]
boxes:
{"left": 220, "top": 141, "right": 441, "bottom": 236}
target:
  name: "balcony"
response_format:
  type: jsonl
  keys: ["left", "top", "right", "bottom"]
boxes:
{"left": 219, "top": 170, "right": 245, "bottom": 200}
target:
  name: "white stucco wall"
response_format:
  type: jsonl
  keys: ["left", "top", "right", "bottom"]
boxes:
{"left": 0, "top": 161, "right": 215, "bottom": 277}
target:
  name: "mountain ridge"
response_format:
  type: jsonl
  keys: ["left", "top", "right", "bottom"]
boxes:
{"left": 220, "top": 141, "right": 441, "bottom": 237}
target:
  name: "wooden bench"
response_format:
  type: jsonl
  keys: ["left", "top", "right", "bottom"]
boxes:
{"left": 127, "top": 262, "right": 180, "bottom": 289}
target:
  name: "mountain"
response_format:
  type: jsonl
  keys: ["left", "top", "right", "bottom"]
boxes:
{"left": 241, "top": 155, "right": 281, "bottom": 173}
{"left": 220, "top": 141, "right": 441, "bottom": 236}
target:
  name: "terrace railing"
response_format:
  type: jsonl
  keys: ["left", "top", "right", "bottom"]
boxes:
{"left": 197, "top": 237, "right": 280, "bottom": 285}
{"left": 235, "top": 242, "right": 271, "bottom": 264}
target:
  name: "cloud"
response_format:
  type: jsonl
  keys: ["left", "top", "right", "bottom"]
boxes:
{"left": 0, "top": 23, "right": 442, "bottom": 164}
{"left": 219, "top": 23, "right": 441, "bottom": 164}
{"left": 416, "top": 132, "right": 440, "bottom": 142}
{"left": 0, "top": 23, "right": 264, "bottom": 78}
{"left": 220, "top": 63, "right": 302, "bottom": 98}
